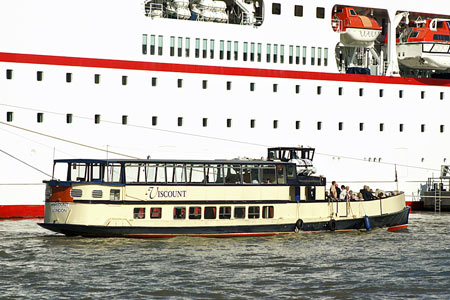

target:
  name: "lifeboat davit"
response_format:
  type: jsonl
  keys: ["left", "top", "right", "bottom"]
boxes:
{"left": 397, "top": 19, "right": 450, "bottom": 70}
{"left": 332, "top": 7, "right": 382, "bottom": 47}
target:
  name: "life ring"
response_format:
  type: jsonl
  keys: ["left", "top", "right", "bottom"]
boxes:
{"left": 296, "top": 219, "right": 303, "bottom": 230}
{"left": 328, "top": 219, "right": 336, "bottom": 231}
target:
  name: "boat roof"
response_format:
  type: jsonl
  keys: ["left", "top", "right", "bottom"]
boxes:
{"left": 53, "top": 158, "right": 295, "bottom": 165}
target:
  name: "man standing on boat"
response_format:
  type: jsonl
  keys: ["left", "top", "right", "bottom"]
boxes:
{"left": 330, "top": 181, "right": 338, "bottom": 201}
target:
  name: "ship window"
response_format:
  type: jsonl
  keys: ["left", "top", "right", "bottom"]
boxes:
{"left": 122, "top": 115, "right": 128, "bottom": 125}
{"left": 261, "top": 165, "right": 276, "bottom": 184}
{"left": 294, "top": 5, "right": 303, "bottom": 17}
{"left": 272, "top": 3, "right": 281, "bottom": 15}
{"left": 66, "top": 113, "right": 72, "bottom": 124}
{"left": 206, "top": 164, "right": 224, "bottom": 184}
{"left": 421, "top": 91, "right": 425, "bottom": 99}
{"left": 158, "top": 35, "right": 163, "bottom": 55}
{"left": 202, "top": 118, "right": 208, "bottom": 127}
{"left": 248, "top": 206, "right": 260, "bottom": 218}
{"left": 219, "top": 206, "right": 232, "bottom": 219}
{"left": 359, "top": 88, "right": 364, "bottom": 97}
{"left": 296, "top": 46, "right": 300, "bottom": 64}
{"left": 243, "top": 42, "right": 248, "bottom": 61}
{"left": 324, "top": 48, "right": 328, "bottom": 66}
{"left": 178, "top": 117, "right": 183, "bottom": 127}
{"left": 234, "top": 41, "right": 238, "bottom": 60}
{"left": 302, "top": 46, "right": 307, "bottom": 65}
{"left": 399, "top": 90, "right": 403, "bottom": 98}
{"left": 289, "top": 45, "right": 293, "bottom": 64}
{"left": 277, "top": 165, "right": 285, "bottom": 184}
{"left": 250, "top": 119, "right": 255, "bottom": 128}
{"left": 177, "top": 78, "right": 182, "bottom": 88}
{"left": 316, "top": 7, "right": 325, "bottom": 19}
{"left": 311, "top": 47, "right": 315, "bottom": 65}
{"left": 250, "top": 82, "right": 255, "bottom": 91}
{"left": 147, "top": 163, "right": 165, "bottom": 183}
{"left": 273, "top": 120, "right": 278, "bottom": 129}
{"left": 359, "top": 122, "right": 364, "bottom": 131}
{"left": 338, "top": 122, "right": 343, "bottom": 131}
{"left": 6, "top": 69, "right": 13, "bottom": 79}
{"left": 440, "top": 92, "right": 444, "bottom": 100}
{"left": 273, "top": 83, "right": 278, "bottom": 92}
{"left": 226, "top": 81, "right": 232, "bottom": 90}
{"left": 350, "top": 9, "right": 356, "bottom": 16}
{"left": 409, "top": 32, "right": 419, "bottom": 38}
{"left": 227, "top": 118, "right": 232, "bottom": 128}
{"left": 242, "top": 165, "right": 260, "bottom": 184}
{"left": 250, "top": 42, "right": 255, "bottom": 61}
{"left": 133, "top": 208, "right": 146, "bottom": 219}
{"left": 178, "top": 37, "right": 183, "bottom": 57}
{"left": 317, "top": 121, "right": 322, "bottom": 130}
{"left": 95, "top": 114, "right": 100, "bottom": 124}
{"left": 234, "top": 207, "right": 245, "bottom": 219}
{"left": 122, "top": 75, "right": 127, "bottom": 86}
{"left": 203, "top": 39, "right": 208, "bottom": 58}
{"left": 262, "top": 206, "right": 274, "bottom": 218}
{"left": 150, "top": 35, "right": 155, "bottom": 55}
{"left": 152, "top": 77, "right": 157, "bottom": 86}
{"left": 227, "top": 41, "right": 231, "bottom": 60}
{"left": 186, "top": 164, "right": 204, "bottom": 183}
{"left": 379, "top": 89, "right": 384, "bottom": 97}
{"left": 142, "top": 34, "right": 148, "bottom": 54}
{"left": 318, "top": 47, "right": 322, "bottom": 66}
{"left": 224, "top": 164, "right": 241, "bottom": 184}
{"left": 220, "top": 40, "right": 224, "bottom": 59}
{"left": 441, "top": 125, "right": 445, "bottom": 133}
{"left": 167, "top": 163, "right": 186, "bottom": 183}
{"left": 185, "top": 37, "right": 190, "bottom": 57}
{"left": 66, "top": 72, "right": 72, "bottom": 83}
{"left": 399, "top": 123, "right": 404, "bottom": 132}
{"left": 6, "top": 112, "right": 13, "bottom": 122}
{"left": 280, "top": 45, "right": 284, "bottom": 63}
{"left": 173, "top": 207, "right": 186, "bottom": 219}
{"left": 266, "top": 43, "right": 271, "bottom": 62}
{"left": 105, "top": 163, "right": 121, "bottom": 183}
{"left": 152, "top": 116, "right": 157, "bottom": 126}
{"left": 379, "top": 123, "right": 384, "bottom": 132}
{"left": 433, "top": 34, "right": 450, "bottom": 41}
{"left": 421, "top": 124, "right": 425, "bottom": 132}
{"left": 296, "top": 120, "right": 300, "bottom": 130}
{"left": 257, "top": 43, "right": 262, "bottom": 62}
{"left": 94, "top": 74, "right": 100, "bottom": 84}
{"left": 195, "top": 38, "right": 200, "bottom": 58}
{"left": 189, "top": 207, "right": 202, "bottom": 219}
{"left": 204, "top": 207, "right": 216, "bottom": 219}
{"left": 110, "top": 189, "right": 120, "bottom": 200}
{"left": 202, "top": 80, "right": 207, "bottom": 89}
{"left": 210, "top": 39, "right": 215, "bottom": 59}
{"left": 338, "top": 87, "right": 343, "bottom": 95}
{"left": 295, "top": 85, "right": 300, "bottom": 94}
{"left": 273, "top": 44, "right": 278, "bottom": 63}
{"left": 150, "top": 207, "right": 162, "bottom": 219}
{"left": 37, "top": 71, "right": 43, "bottom": 81}
{"left": 37, "top": 112, "right": 43, "bottom": 123}
{"left": 317, "top": 86, "right": 322, "bottom": 95}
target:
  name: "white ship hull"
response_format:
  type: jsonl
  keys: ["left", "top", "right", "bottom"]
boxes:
{"left": 1, "top": 0, "right": 450, "bottom": 217}
{"left": 398, "top": 43, "right": 450, "bottom": 70}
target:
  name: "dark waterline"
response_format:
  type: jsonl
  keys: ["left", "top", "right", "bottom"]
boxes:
{"left": 1, "top": 212, "right": 449, "bottom": 299}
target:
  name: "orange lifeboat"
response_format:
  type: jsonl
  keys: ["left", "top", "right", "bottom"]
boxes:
{"left": 332, "top": 7, "right": 382, "bottom": 47}
{"left": 397, "top": 19, "right": 450, "bottom": 70}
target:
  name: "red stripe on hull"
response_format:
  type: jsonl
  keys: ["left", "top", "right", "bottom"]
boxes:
{"left": 0, "top": 205, "right": 44, "bottom": 220}
{"left": 1, "top": 52, "right": 450, "bottom": 87}
{"left": 387, "top": 225, "right": 408, "bottom": 232}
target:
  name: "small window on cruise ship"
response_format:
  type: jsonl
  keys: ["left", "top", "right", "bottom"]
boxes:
{"left": 37, "top": 113, "right": 43, "bottom": 123}
{"left": 296, "top": 121, "right": 300, "bottom": 130}
{"left": 203, "top": 118, "right": 208, "bottom": 127}
{"left": 248, "top": 206, "right": 260, "bottom": 218}
{"left": 280, "top": 45, "right": 284, "bottom": 63}
{"left": 296, "top": 46, "right": 300, "bottom": 64}
{"left": 399, "top": 123, "right": 404, "bottom": 132}
{"left": 250, "top": 119, "right": 255, "bottom": 128}
{"left": 272, "top": 3, "right": 281, "bottom": 15}
{"left": 359, "top": 88, "right": 364, "bottom": 97}
{"left": 185, "top": 37, "right": 190, "bottom": 57}
{"left": 202, "top": 80, "right": 207, "bottom": 89}
{"left": 133, "top": 207, "right": 146, "bottom": 219}
{"left": 441, "top": 125, "right": 445, "bottom": 133}
{"left": 204, "top": 207, "right": 216, "bottom": 219}
{"left": 66, "top": 113, "right": 72, "bottom": 124}
{"left": 399, "top": 90, "right": 403, "bottom": 98}
{"left": 316, "top": 7, "right": 325, "bottom": 19}
{"left": 227, "top": 118, "right": 232, "bottom": 128}
{"left": 295, "top": 85, "right": 300, "bottom": 94}
{"left": 294, "top": 5, "right": 303, "bottom": 17}
{"left": 440, "top": 92, "right": 445, "bottom": 100}
{"left": 219, "top": 206, "right": 231, "bottom": 219}
{"left": 94, "top": 74, "right": 100, "bottom": 84}
{"left": 150, "top": 35, "right": 155, "bottom": 55}
{"left": 317, "top": 86, "right": 322, "bottom": 95}
{"left": 317, "top": 121, "right": 322, "bottom": 130}
{"left": 318, "top": 47, "right": 322, "bottom": 66}
{"left": 289, "top": 45, "right": 293, "bottom": 64}
{"left": 195, "top": 38, "right": 200, "bottom": 58}
{"left": 220, "top": 40, "right": 224, "bottom": 59}
{"left": 152, "top": 116, "right": 157, "bottom": 126}
{"left": 234, "top": 41, "right": 238, "bottom": 60}
{"left": 302, "top": 46, "right": 307, "bottom": 65}
{"left": 273, "top": 83, "right": 278, "bottom": 92}
{"left": 379, "top": 89, "right": 384, "bottom": 97}
{"left": 421, "top": 91, "right": 425, "bottom": 99}
{"left": 122, "top": 115, "right": 128, "bottom": 125}
{"left": 158, "top": 35, "right": 163, "bottom": 55}
{"left": 150, "top": 207, "right": 162, "bottom": 219}
{"left": 311, "top": 47, "right": 316, "bottom": 65}
{"left": 37, "top": 71, "right": 43, "bottom": 81}
{"left": 142, "top": 34, "right": 148, "bottom": 55}
{"left": 227, "top": 41, "right": 231, "bottom": 60}
{"left": 177, "top": 78, "right": 183, "bottom": 88}
{"left": 210, "top": 39, "right": 215, "bottom": 59}
{"left": 122, "top": 75, "right": 127, "bottom": 86}
{"left": 95, "top": 114, "right": 101, "bottom": 124}
{"left": 178, "top": 37, "right": 183, "bottom": 57}
{"left": 250, "top": 82, "right": 255, "bottom": 91}
{"left": 173, "top": 207, "right": 186, "bottom": 219}
{"left": 234, "top": 207, "right": 245, "bottom": 219}
{"left": 338, "top": 87, "right": 343, "bottom": 95}
{"left": 178, "top": 117, "right": 183, "bottom": 127}
{"left": 379, "top": 123, "right": 384, "bottom": 132}
{"left": 262, "top": 206, "right": 274, "bottom": 218}
{"left": 257, "top": 43, "right": 262, "bottom": 62}
{"left": 421, "top": 124, "right": 425, "bottom": 132}
{"left": 273, "top": 120, "right": 278, "bottom": 129}
{"left": 66, "top": 72, "right": 72, "bottom": 83}
{"left": 189, "top": 207, "right": 202, "bottom": 219}
{"left": 324, "top": 48, "right": 328, "bottom": 66}
{"left": 152, "top": 77, "right": 157, "bottom": 86}
{"left": 203, "top": 39, "right": 208, "bottom": 59}
{"left": 273, "top": 44, "right": 278, "bottom": 63}
{"left": 6, "top": 112, "right": 13, "bottom": 122}
{"left": 6, "top": 69, "right": 12, "bottom": 80}
{"left": 359, "top": 123, "right": 364, "bottom": 131}
{"left": 338, "top": 122, "right": 343, "bottom": 131}
{"left": 266, "top": 43, "right": 271, "bottom": 63}
{"left": 250, "top": 42, "right": 255, "bottom": 61}
{"left": 243, "top": 42, "right": 248, "bottom": 61}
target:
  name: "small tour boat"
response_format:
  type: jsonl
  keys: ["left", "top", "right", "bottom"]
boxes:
{"left": 397, "top": 18, "right": 450, "bottom": 70}
{"left": 332, "top": 6, "right": 382, "bottom": 47}
{"left": 38, "top": 147, "right": 409, "bottom": 238}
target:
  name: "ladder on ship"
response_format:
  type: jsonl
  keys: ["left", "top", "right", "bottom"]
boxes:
{"left": 434, "top": 186, "right": 442, "bottom": 213}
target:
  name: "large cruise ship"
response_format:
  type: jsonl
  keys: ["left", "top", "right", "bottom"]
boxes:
{"left": 1, "top": 0, "right": 449, "bottom": 218}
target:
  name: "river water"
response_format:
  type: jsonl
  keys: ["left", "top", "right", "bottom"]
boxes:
{"left": 1, "top": 212, "right": 449, "bottom": 299}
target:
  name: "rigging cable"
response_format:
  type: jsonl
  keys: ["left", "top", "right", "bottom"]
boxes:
{"left": 0, "top": 148, "right": 52, "bottom": 177}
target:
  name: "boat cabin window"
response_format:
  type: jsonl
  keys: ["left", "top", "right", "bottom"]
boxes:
{"left": 409, "top": 32, "right": 419, "bottom": 39}
{"left": 262, "top": 206, "right": 274, "bottom": 218}
{"left": 248, "top": 206, "right": 260, "bottom": 218}
{"left": 224, "top": 164, "right": 242, "bottom": 184}
{"left": 433, "top": 34, "right": 450, "bottom": 41}
{"left": 173, "top": 207, "right": 186, "bottom": 219}
{"left": 189, "top": 207, "right": 202, "bottom": 219}
{"left": 219, "top": 207, "right": 232, "bottom": 219}
{"left": 133, "top": 208, "right": 146, "bottom": 219}
{"left": 349, "top": 9, "right": 356, "bottom": 16}
{"left": 261, "top": 165, "right": 276, "bottom": 184}
{"left": 242, "top": 165, "right": 260, "bottom": 184}
{"left": 234, "top": 207, "right": 246, "bottom": 219}
{"left": 205, "top": 164, "right": 224, "bottom": 184}
{"left": 204, "top": 207, "right": 216, "bottom": 219}
{"left": 125, "top": 163, "right": 149, "bottom": 183}
{"left": 150, "top": 207, "right": 162, "bottom": 219}
{"left": 186, "top": 164, "right": 204, "bottom": 183}
{"left": 69, "top": 163, "right": 88, "bottom": 182}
